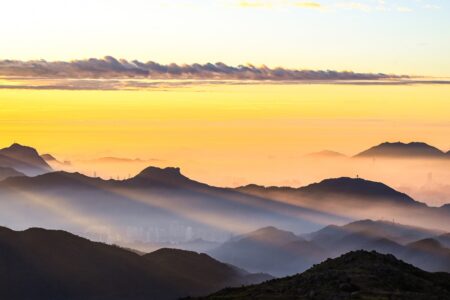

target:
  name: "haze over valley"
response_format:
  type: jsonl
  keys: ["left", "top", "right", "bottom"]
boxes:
{"left": 2, "top": 0, "right": 450, "bottom": 298}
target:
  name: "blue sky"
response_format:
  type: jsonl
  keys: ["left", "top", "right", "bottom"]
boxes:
{"left": 1, "top": 0, "right": 449, "bottom": 76}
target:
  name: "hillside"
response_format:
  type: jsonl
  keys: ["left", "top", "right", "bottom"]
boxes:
{"left": 198, "top": 250, "right": 450, "bottom": 300}
{"left": 0, "top": 226, "right": 269, "bottom": 300}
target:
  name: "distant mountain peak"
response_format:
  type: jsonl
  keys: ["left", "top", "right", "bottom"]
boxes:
{"left": 41, "top": 153, "right": 57, "bottom": 161}
{"left": 127, "top": 166, "right": 204, "bottom": 188}
{"left": 138, "top": 166, "right": 182, "bottom": 177}
{"left": 305, "top": 150, "right": 347, "bottom": 158}
{"left": 0, "top": 171, "right": 104, "bottom": 189}
{"left": 299, "top": 177, "right": 417, "bottom": 205}
{"left": 355, "top": 141, "right": 445, "bottom": 158}
{"left": 408, "top": 238, "right": 443, "bottom": 250}
{"left": 0, "top": 143, "right": 52, "bottom": 175}
{"left": 3, "top": 143, "right": 40, "bottom": 155}
{"left": 236, "top": 226, "right": 301, "bottom": 245}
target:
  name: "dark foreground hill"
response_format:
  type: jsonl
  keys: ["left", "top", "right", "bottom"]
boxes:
{"left": 197, "top": 250, "right": 450, "bottom": 300}
{"left": 0, "top": 226, "right": 270, "bottom": 300}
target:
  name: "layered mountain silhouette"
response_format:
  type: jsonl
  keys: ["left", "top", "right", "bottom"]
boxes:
{"left": 40, "top": 153, "right": 57, "bottom": 162}
{"left": 297, "top": 177, "right": 419, "bottom": 205}
{"left": 209, "top": 227, "right": 328, "bottom": 276}
{"left": 403, "top": 238, "right": 450, "bottom": 272}
{"left": 238, "top": 176, "right": 450, "bottom": 231}
{"left": 305, "top": 141, "right": 449, "bottom": 160}
{"left": 0, "top": 143, "right": 52, "bottom": 175}
{"left": 0, "top": 167, "right": 352, "bottom": 247}
{"left": 198, "top": 250, "right": 450, "bottom": 299}
{"left": 355, "top": 141, "right": 447, "bottom": 159}
{"left": 0, "top": 166, "right": 449, "bottom": 250}
{"left": 307, "top": 219, "right": 441, "bottom": 249}
{"left": 239, "top": 176, "right": 420, "bottom": 206}
{"left": 0, "top": 226, "right": 270, "bottom": 300}
{"left": 41, "top": 153, "right": 71, "bottom": 166}
{"left": 0, "top": 166, "right": 25, "bottom": 181}
{"left": 209, "top": 219, "right": 450, "bottom": 276}
{"left": 306, "top": 219, "right": 450, "bottom": 273}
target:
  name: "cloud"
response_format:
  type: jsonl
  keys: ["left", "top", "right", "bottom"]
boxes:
{"left": 1, "top": 57, "right": 448, "bottom": 91}
{"left": 0, "top": 56, "right": 406, "bottom": 81}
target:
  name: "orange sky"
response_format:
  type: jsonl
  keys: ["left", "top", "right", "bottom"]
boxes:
{"left": 0, "top": 83, "right": 449, "bottom": 187}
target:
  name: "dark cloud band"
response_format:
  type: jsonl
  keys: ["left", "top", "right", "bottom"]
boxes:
{"left": 0, "top": 56, "right": 406, "bottom": 81}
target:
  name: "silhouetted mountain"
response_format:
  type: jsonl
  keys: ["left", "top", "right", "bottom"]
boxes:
{"left": 0, "top": 166, "right": 349, "bottom": 245}
{"left": 0, "top": 226, "right": 269, "bottom": 300}
{"left": 239, "top": 177, "right": 420, "bottom": 206}
{"left": 355, "top": 141, "right": 446, "bottom": 159}
{"left": 308, "top": 219, "right": 441, "bottom": 249}
{"left": 209, "top": 227, "right": 329, "bottom": 276}
{"left": 1, "top": 167, "right": 449, "bottom": 250}
{"left": 210, "top": 220, "right": 448, "bottom": 277}
{"left": 41, "top": 154, "right": 57, "bottom": 161}
{"left": 298, "top": 177, "right": 419, "bottom": 205}
{"left": 0, "top": 143, "right": 52, "bottom": 175}
{"left": 304, "top": 150, "right": 347, "bottom": 158}
{"left": 305, "top": 219, "right": 450, "bottom": 273}
{"left": 125, "top": 166, "right": 207, "bottom": 188}
{"left": 0, "top": 166, "right": 25, "bottom": 181}
{"left": 144, "top": 248, "right": 272, "bottom": 289}
{"left": 1, "top": 171, "right": 106, "bottom": 189}
{"left": 403, "top": 238, "right": 450, "bottom": 272}
{"left": 360, "top": 237, "right": 404, "bottom": 255}
{"left": 198, "top": 250, "right": 450, "bottom": 299}
{"left": 41, "top": 153, "right": 71, "bottom": 166}
{"left": 238, "top": 177, "right": 450, "bottom": 231}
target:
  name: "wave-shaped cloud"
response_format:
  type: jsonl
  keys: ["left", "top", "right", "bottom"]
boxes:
{"left": 0, "top": 56, "right": 406, "bottom": 81}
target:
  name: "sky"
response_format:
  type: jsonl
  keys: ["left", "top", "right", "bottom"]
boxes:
{"left": 1, "top": 83, "right": 449, "bottom": 189}
{"left": 0, "top": 0, "right": 449, "bottom": 191}
{"left": 1, "top": 0, "right": 449, "bottom": 76}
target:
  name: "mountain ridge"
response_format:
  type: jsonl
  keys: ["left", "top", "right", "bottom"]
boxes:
{"left": 355, "top": 141, "right": 447, "bottom": 159}
{"left": 198, "top": 250, "right": 450, "bottom": 299}
{"left": 0, "top": 143, "right": 52, "bottom": 176}
{"left": 0, "top": 225, "right": 270, "bottom": 300}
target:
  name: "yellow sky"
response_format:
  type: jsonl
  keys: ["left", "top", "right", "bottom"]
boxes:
{"left": 0, "top": 83, "right": 449, "bottom": 186}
